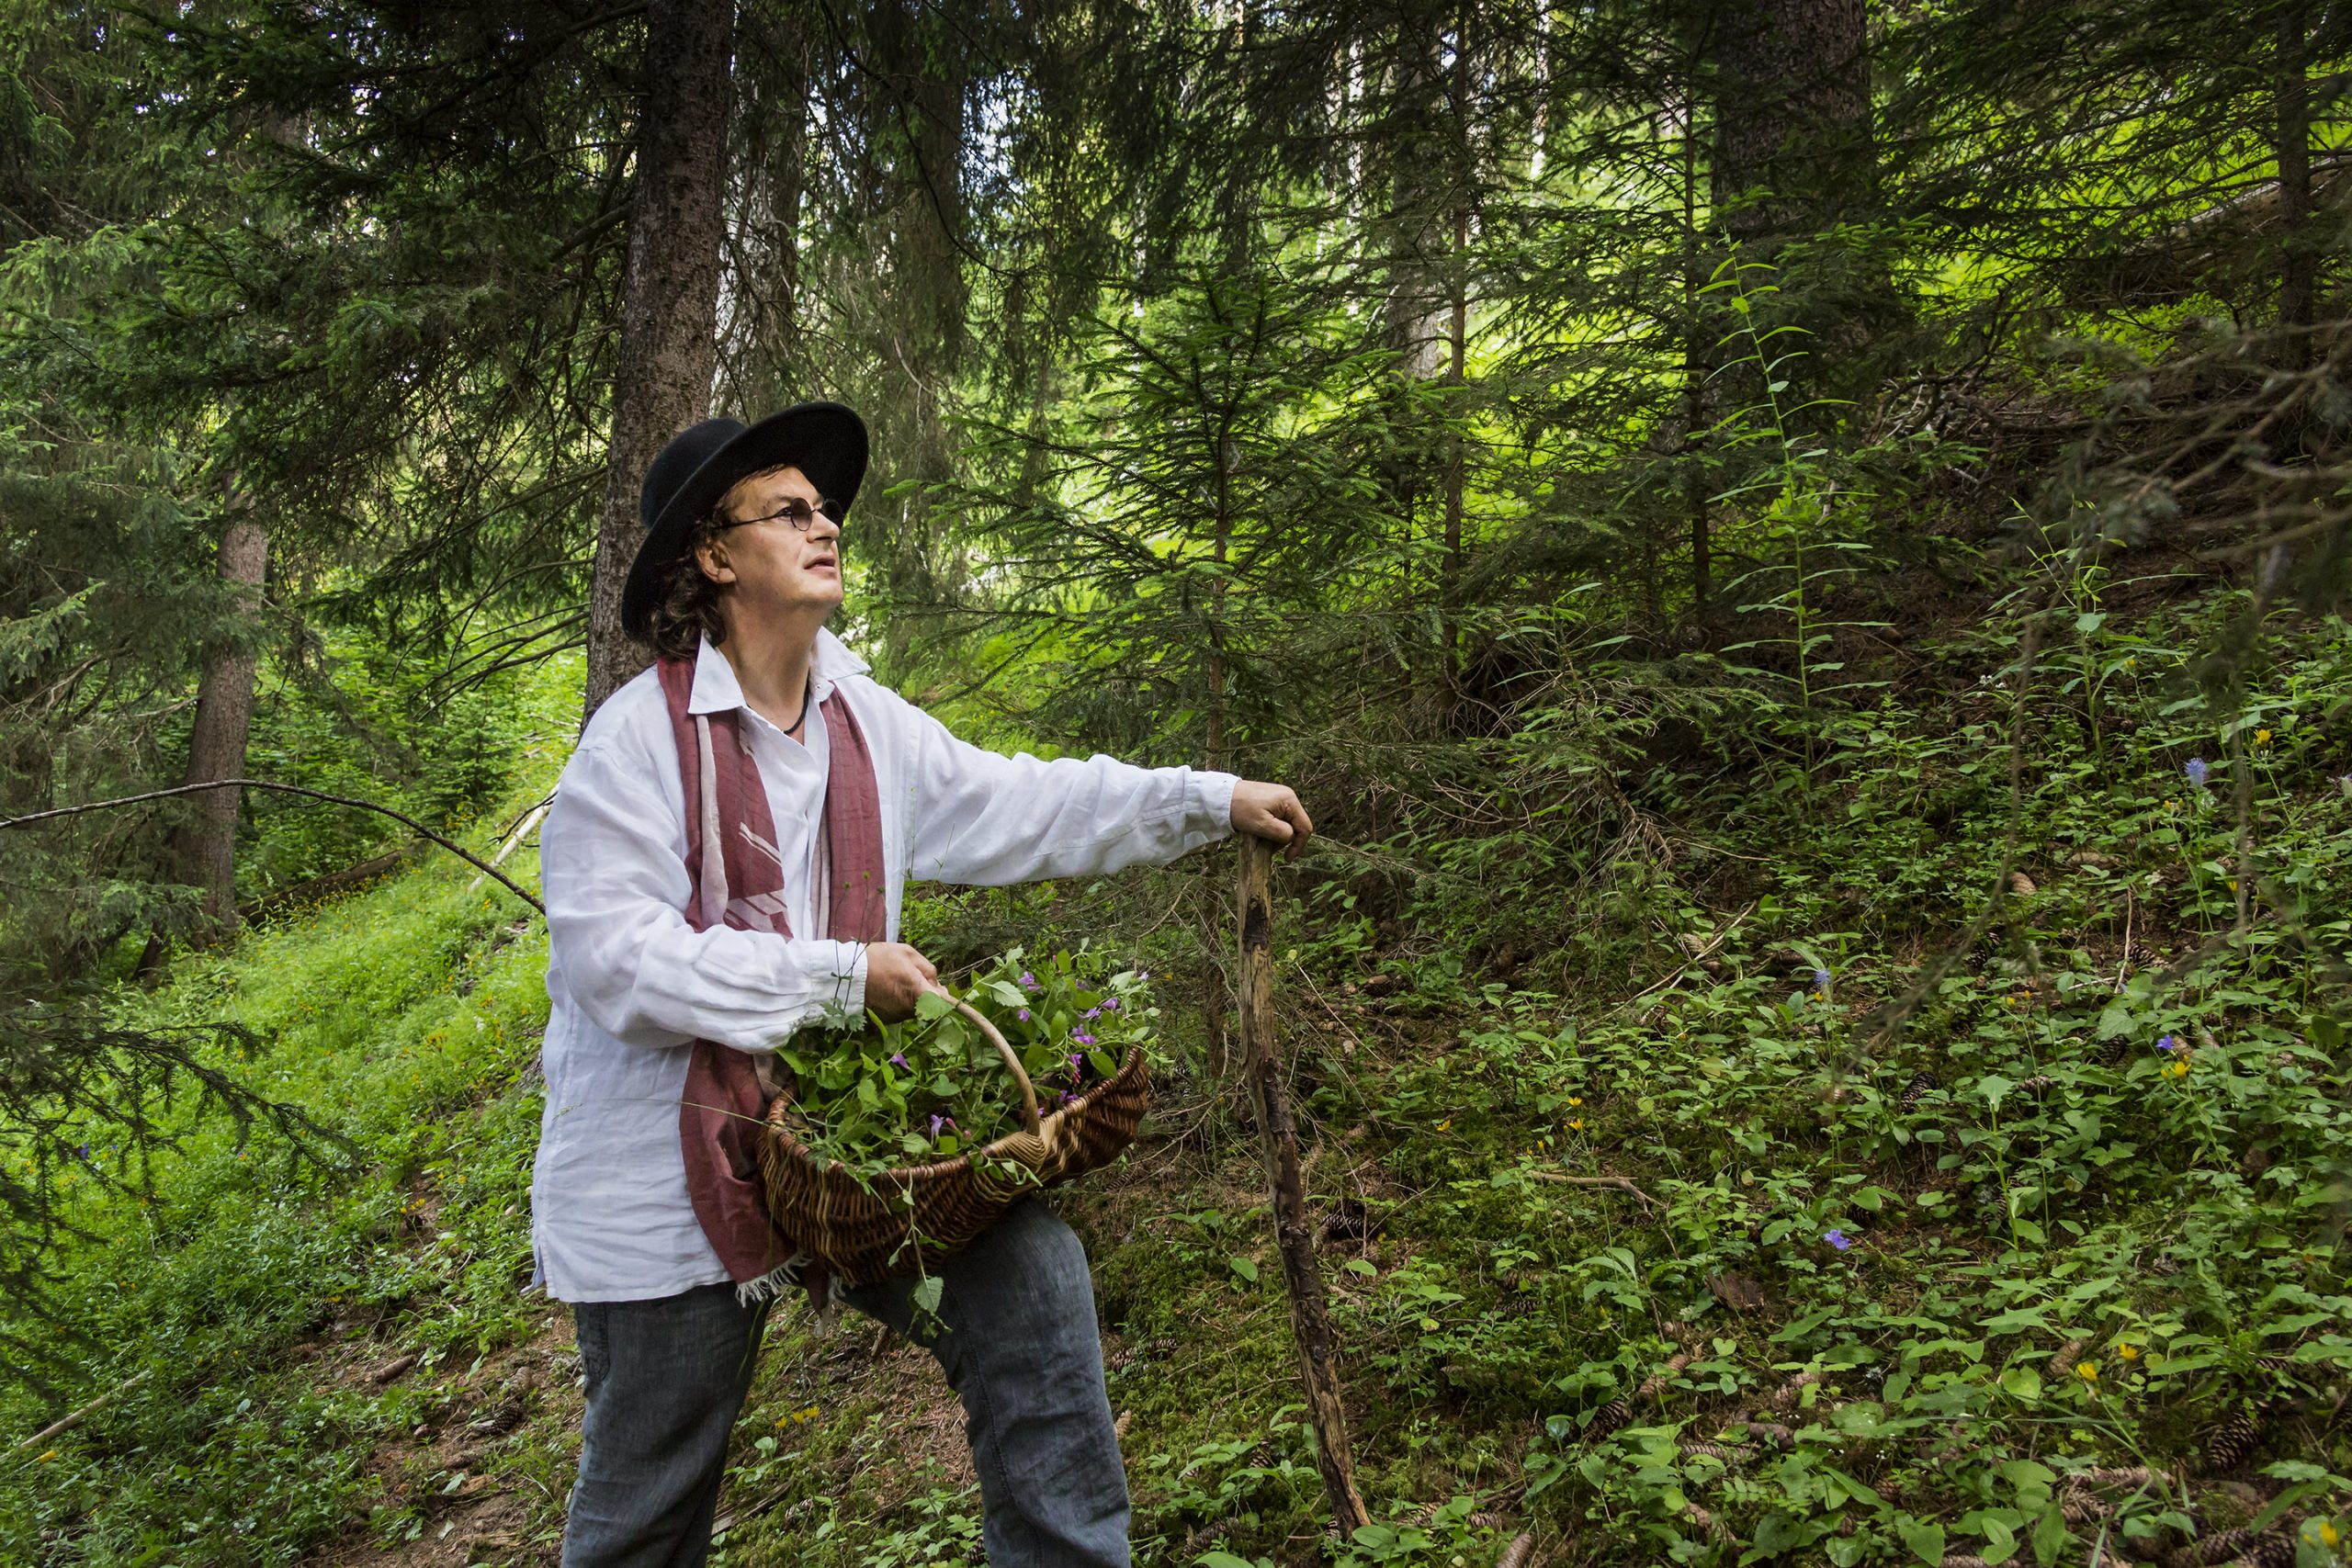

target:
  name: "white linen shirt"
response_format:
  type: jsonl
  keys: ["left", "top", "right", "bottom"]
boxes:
{"left": 529, "top": 626, "right": 1239, "bottom": 1303}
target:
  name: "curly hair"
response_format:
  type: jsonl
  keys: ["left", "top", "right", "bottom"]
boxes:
{"left": 642, "top": 504, "right": 732, "bottom": 662}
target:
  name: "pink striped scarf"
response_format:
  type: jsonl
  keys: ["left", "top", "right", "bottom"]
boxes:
{"left": 659, "top": 654, "right": 888, "bottom": 1303}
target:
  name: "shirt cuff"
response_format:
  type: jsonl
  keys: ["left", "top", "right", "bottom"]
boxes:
{"left": 816, "top": 939, "right": 869, "bottom": 1025}
{"left": 1190, "top": 770, "right": 1240, "bottom": 842}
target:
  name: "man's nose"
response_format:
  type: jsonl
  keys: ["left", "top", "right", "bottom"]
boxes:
{"left": 811, "top": 509, "right": 842, "bottom": 541}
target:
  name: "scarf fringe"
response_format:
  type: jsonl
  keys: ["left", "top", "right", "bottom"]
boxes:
{"left": 732, "top": 1251, "right": 841, "bottom": 1333}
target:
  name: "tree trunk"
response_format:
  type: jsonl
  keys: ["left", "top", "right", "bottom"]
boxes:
{"left": 168, "top": 506, "right": 269, "bottom": 932}
{"left": 1202, "top": 494, "right": 1233, "bottom": 1088}
{"left": 872, "top": 0, "right": 969, "bottom": 672}
{"left": 718, "top": 4, "right": 812, "bottom": 413}
{"left": 2277, "top": 2, "right": 2312, "bottom": 358}
{"left": 1711, "top": 0, "right": 1871, "bottom": 246}
{"left": 1708, "top": 0, "right": 1881, "bottom": 423}
{"left": 583, "top": 0, "right": 735, "bottom": 720}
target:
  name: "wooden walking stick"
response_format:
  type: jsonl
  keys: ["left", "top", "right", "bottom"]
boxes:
{"left": 1236, "top": 832, "right": 1369, "bottom": 1536}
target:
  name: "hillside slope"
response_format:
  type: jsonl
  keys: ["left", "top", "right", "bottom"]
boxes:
{"left": 4, "top": 591, "right": 2350, "bottom": 1568}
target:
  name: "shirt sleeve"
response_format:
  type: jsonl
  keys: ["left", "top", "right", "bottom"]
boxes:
{"left": 891, "top": 692, "right": 1240, "bottom": 886}
{"left": 540, "top": 736, "right": 869, "bottom": 1052}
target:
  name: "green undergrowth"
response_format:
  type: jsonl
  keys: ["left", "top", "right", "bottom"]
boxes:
{"left": 5, "top": 590, "right": 2350, "bottom": 1568}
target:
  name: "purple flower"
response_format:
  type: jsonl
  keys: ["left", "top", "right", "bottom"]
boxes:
{"left": 1813, "top": 968, "right": 1832, "bottom": 992}
{"left": 1068, "top": 1053, "right": 1085, "bottom": 1074}
{"left": 1825, "top": 1229, "right": 1853, "bottom": 1251}
{"left": 1102, "top": 997, "right": 1120, "bottom": 1011}
{"left": 1019, "top": 971, "right": 1037, "bottom": 990}
{"left": 1016, "top": 1008, "right": 1031, "bottom": 1022}
{"left": 1059, "top": 1090, "right": 1078, "bottom": 1107}
{"left": 1137, "top": 968, "right": 1150, "bottom": 981}
{"left": 2156, "top": 1033, "right": 2179, "bottom": 1054}
{"left": 889, "top": 1052, "right": 909, "bottom": 1070}
{"left": 2185, "top": 757, "right": 2209, "bottom": 787}
{"left": 1082, "top": 1006, "right": 1101, "bottom": 1021}
{"left": 930, "top": 1113, "right": 957, "bottom": 1137}
{"left": 1071, "top": 1029, "right": 1096, "bottom": 1046}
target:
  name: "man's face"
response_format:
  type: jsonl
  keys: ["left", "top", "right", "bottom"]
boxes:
{"left": 694, "top": 463, "right": 843, "bottom": 623}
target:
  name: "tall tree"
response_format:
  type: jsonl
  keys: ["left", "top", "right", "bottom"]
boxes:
{"left": 584, "top": 0, "right": 736, "bottom": 717}
{"left": 163, "top": 492, "right": 268, "bottom": 932}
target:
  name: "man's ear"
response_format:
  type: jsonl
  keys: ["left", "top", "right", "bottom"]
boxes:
{"left": 694, "top": 536, "right": 736, "bottom": 586}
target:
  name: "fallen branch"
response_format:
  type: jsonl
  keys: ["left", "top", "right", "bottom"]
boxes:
{"left": 1527, "top": 1172, "right": 1657, "bottom": 1209}
{"left": 469, "top": 798, "right": 550, "bottom": 892}
{"left": 0, "top": 780, "right": 544, "bottom": 915}
{"left": 17, "top": 1369, "right": 150, "bottom": 1449}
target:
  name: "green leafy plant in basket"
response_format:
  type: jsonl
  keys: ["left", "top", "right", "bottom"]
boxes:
{"left": 775, "top": 944, "right": 1159, "bottom": 1190}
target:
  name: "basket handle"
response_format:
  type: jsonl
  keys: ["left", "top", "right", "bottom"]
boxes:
{"left": 945, "top": 993, "right": 1042, "bottom": 1134}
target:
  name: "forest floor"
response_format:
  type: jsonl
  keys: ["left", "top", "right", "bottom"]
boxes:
{"left": 4, "top": 585, "right": 2350, "bottom": 1568}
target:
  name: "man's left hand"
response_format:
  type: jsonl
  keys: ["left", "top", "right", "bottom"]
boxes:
{"left": 1230, "top": 780, "right": 1315, "bottom": 860}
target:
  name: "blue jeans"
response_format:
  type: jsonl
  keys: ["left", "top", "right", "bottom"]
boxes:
{"left": 561, "top": 1198, "right": 1131, "bottom": 1567}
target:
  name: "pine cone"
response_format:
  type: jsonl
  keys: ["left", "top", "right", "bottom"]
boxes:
{"left": 1634, "top": 1350, "right": 1696, "bottom": 1402}
{"left": 1678, "top": 1441, "right": 1743, "bottom": 1463}
{"left": 1586, "top": 1398, "right": 1631, "bottom": 1443}
{"left": 2192, "top": 1529, "right": 2259, "bottom": 1566}
{"left": 2230, "top": 1535, "right": 2295, "bottom": 1568}
{"left": 2196, "top": 1406, "right": 2261, "bottom": 1473}
{"left": 1764, "top": 1369, "right": 1821, "bottom": 1413}
{"left": 1901, "top": 1069, "right": 1938, "bottom": 1110}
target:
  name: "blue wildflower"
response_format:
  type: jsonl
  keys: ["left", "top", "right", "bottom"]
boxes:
{"left": 2156, "top": 1033, "right": 2179, "bottom": 1054}
{"left": 2185, "top": 757, "right": 2209, "bottom": 787}
{"left": 1825, "top": 1229, "right": 1853, "bottom": 1251}
{"left": 1813, "top": 967, "right": 1832, "bottom": 991}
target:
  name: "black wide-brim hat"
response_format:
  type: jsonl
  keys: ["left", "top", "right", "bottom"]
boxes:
{"left": 620, "top": 400, "right": 868, "bottom": 641}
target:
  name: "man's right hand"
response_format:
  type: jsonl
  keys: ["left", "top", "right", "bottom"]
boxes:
{"left": 863, "top": 941, "right": 944, "bottom": 1021}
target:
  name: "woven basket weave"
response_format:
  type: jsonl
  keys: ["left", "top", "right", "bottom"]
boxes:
{"left": 758, "top": 997, "right": 1149, "bottom": 1287}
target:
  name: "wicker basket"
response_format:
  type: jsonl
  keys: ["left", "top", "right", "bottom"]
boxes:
{"left": 758, "top": 997, "right": 1149, "bottom": 1287}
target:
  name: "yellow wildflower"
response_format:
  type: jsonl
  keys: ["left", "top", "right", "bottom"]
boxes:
{"left": 2115, "top": 1343, "right": 2140, "bottom": 1361}
{"left": 1435, "top": 1118, "right": 1452, "bottom": 1132}
{"left": 2254, "top": 728, "right": 2271, "bottom": 745}
{"left": 2075, "top": 1361, "right": 2098, "bottom": 1383}
{"left": 1569, "top": 1118, "right": 1585, "bottom": 1131}
{"left": 2169, "top": 1058, "right": 2190, "bottom": 1078}
{"left": 2314, "top": 1521, "right": 2338, "bottom": 1548}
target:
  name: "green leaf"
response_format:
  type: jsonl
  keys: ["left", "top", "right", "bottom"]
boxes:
{"left": 910, "top": 1274, "right": 944, "bottom": 1315}
{"left": 1228, "top": 1256, "right": 1259, "bottom": 1282}
{"left": 1896, "top": 1517, "right": 1946, "bottom": 1565}
{"left": 2030, "top": 1501, "right": 2069, "bottom": 1566}
{"left": 915, "top": 989, "right": 956, "bottom": 1021}
{"left": 1999, "top": 1363, "right": 2042, "bottom": 1403}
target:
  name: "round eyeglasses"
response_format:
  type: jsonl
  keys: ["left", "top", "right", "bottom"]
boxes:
{"left": 717, "top": 497, "right": 835, "bottom": 534}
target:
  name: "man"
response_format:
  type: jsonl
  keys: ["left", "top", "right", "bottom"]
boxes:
{"left": 532, "top": 401, "right": 1313, "bottom": 1568}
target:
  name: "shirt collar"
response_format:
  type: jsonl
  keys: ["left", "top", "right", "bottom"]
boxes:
{"left": 686, "top": 626, "right": 871, "bottom": 716}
